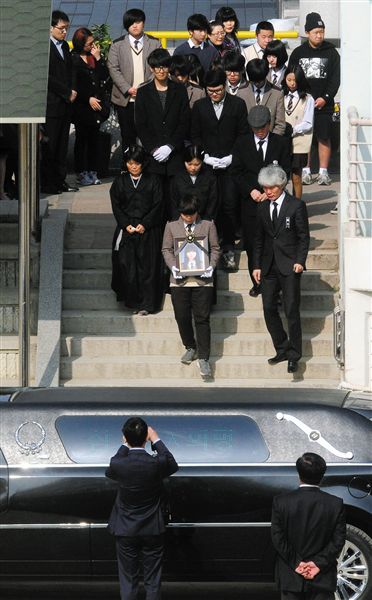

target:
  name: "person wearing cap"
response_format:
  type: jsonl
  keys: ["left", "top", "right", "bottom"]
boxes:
{"left": 252, "top": 164, "right": 310, "bottom": 374}
{"left": 231, "top": 105, "right": 291, "bottom": 297}
{"left": 289, "top": 12, "right": 340, "bottom": 186}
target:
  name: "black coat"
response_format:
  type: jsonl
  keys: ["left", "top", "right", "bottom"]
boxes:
{"left": 71, "top": 53, "right": 109, "bottom": 127}
{"left": 271, "top": 487, "right": 346, "bottom": 592}
{"left": 135, "top": 79, "right": 190, "bottom": 176}
{"left": 191, "top": 93, "right": 249, "bottom": 157}
{"left": 232, "top": 132, "right": 292, "bottom": 216}
{"left": 253, "top": 192, "right": 310, "bottom": 276}
{"left": 46, "top": 40, "right": 74, "bottom": 117}
{"left": 106, "top": 441, "right": 178, "bottom": 537}
{"left": 169, "top": 165, "right": 218, "bottom": 220}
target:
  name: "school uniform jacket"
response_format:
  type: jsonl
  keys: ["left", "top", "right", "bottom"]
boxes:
{"left": 169, "top": 166, "right": 218, "bottom": 220}
{"left": 238, "top": 81, "right": 286, "bottom": 136}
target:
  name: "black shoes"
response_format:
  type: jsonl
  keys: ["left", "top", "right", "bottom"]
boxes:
{"left": 287, "top": 360, "right": 299, "bottom": 373}
{"left": 249, "top": 285, "right": 261, "bottom": 297}
{"left": 61, "top": 181, "right": 79, "bottom": 192}
{"left": 268, "top": 353, "right": 287, "bottom": 365}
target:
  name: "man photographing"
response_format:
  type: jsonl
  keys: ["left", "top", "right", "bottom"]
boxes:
{"left": 106, "top": 417, "right": 178, "bottom": 600}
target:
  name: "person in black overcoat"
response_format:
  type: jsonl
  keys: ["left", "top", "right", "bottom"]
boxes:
{"left": 71, "top": 27, "right": 110, "bottom": 186}
{"left": 110, "top": 146, "right": 164, "bottom": 315}
{"left": 106, "top": 417, "right": 178, "bottom": 600}
{"left": 134, "top": 48, "right": 190, "bottom": 179}
{"left": 232, "top": 105, "right": 291, "bottom": 296}
{"left": 271, "top": 452, "right": 345, "bottom": 600}
{"left": 191, "top": 68, "right": 249, "bottom": 269}
{"left": 252, "top": 164, "right": 310, "bottom": 374}
{"left": 41, "top": 10, "right": 78, "bottom": 194}
{"left": 169, "top": 145, "right": 218, "bottom": 221}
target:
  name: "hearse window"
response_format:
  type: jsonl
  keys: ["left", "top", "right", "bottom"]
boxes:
{"left": 55, "top": 416, "right": 269, "bottom": 464}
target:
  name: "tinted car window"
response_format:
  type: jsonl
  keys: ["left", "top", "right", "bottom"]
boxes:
{"left": 55, "top": 415, "right": 269, "bottom": 464}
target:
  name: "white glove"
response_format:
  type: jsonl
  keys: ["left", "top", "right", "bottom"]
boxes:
{"left": 153, "top": 145, "right": 172, "bottom": 162}
{"left": 171, "top": 266, "right": 183, "bottom": 279}
{"left": 200, "top": 266, "right": 214, "bottom": 278}
{"left": 204, "top": 154, "right": 221, "bottom": 169}
{"left": 217, "top": 155, "right": 232, "bottom": 169}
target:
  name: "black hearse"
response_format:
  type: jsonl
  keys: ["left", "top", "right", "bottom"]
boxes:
{"left": 0, "top": 388, "right": 371, "bottom": 600}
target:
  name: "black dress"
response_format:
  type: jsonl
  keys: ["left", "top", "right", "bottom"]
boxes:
{"left": 111, "top": 172, "right": 164, "bottom": 313}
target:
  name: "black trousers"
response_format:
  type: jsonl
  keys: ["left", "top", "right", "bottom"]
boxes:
{"left": 241, "top": 208, "right": 257, "bottom": 286}
{"left": 116, "top": 103, "right": 137, "bottom": 156}
{"left": 261, "top": 261, "right": 302, "bottom": 361}
{"left": 41, "top": 114, "right": 71, "bottom": 189}
{"left": 116, "top": 534, "right": 163, "bottom": 600}
{"left": 170, "top": 286, "right": 213, "bottom": 359}
{"left": 281, "top": 591, "right": 334, "bottom": 600}
{"left": 74, "top": 121, "right": 100, "bottom": 173}
{"left": 215, "top": 170, "right": 239, "bottom": 252}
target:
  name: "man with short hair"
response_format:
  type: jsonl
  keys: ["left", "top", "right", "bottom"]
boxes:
{"left": 41, "top": 10, "right": 78, "bottom": 195}
{"left": 289, "top": 13, "right": 340, "bottom": 186}
{"left": 106, "top": 417, "right": 178, "bottom": 600}
{"left": 173, "top": 13, "right": 219, "bottom": 73}
{"left": 271, "top": 452, "right": 346, "bottom": 600}
{"left": 242, "top": 20, "right": 274, "bottom": 64}
{"left": 108, "top": 8, "right": 161, "bottom": 154}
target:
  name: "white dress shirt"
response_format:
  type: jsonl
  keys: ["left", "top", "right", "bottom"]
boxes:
{"left": 270, "top": 191, "right": 286, "bottom": 220}
{"left": 286, "top": 91, "right": 315, "bottom": 135}
{"left": 254, "top": 134, "right": 269, "bottom": 159}
{"left": 129, "top": 34, "right": 144, "bottom": 51}
{"left": 50, "top": 36, "right": 64, "bottom": 58}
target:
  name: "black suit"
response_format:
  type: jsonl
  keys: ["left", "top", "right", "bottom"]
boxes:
{"left": 271, "top": 487, "right": 346, "bottom": 599}
{"left": 169, "top": 165, "right": 218, "bottom": 221}
{"left": 191, "top": 94, "right": 249, "bottom": 250}
{"left": 253, "top": 193, "right": 310, "bottom": 361}
{"left": 232, "top": 132, "right": 291, "bottom": 283}
{"left": 135, "top": 79, "right": 190, "bottom": 177}
{"left": 41, "top": 39, "right": 74, "bottom": 190}
{"left": 106, "top": 441, "right": 178, "bottom": 600}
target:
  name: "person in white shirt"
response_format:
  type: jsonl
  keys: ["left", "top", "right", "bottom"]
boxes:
{"left": 242, "top": 20, "right": 274, "bottom": 65}
{"left": 263, "top": 39, "right": 288, "bottom": 87}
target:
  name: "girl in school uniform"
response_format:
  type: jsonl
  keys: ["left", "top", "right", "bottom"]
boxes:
{"left": 282, "top": 65, "right": 315, "bottom": 199}
{"left": 263, "top": 39, "right": 288, "bottom": 87}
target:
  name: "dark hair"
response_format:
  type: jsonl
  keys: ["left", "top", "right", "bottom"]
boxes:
{"left": 183, "top": 145, "right": 204, "bottom": 163}
{"left": 282, "top": 65, "right": 311, "bottom": 98}
{"left": 178, "top": 193, "right": 200, "bottom": 215}
{"left": 169, "top": 55, "right": 191, "bottom": 78}
{"left": 122, "top": 417, "right": 148, "bottom": 447}
{"left": 123, "top": 8, "right": 145, "bottom": 30}
{"left": 209, "top": 20, "right": 224, "bottom": 33}
{"left": 187, "top": 13, "right": 210, "bottom": 33}
{"left": 256, "top": 20, "right": 274, "bottom": 35}
{"left": 296, "top": 453, "right": 327, "bottom": 485}
{"left": 246, "top": 58, "right": 269, "bottom": 82}
{"left": 263, "top": 40, "right": 288, "bottom": 69}
{"left": 186, "top": 54, "right": 205, "bottom": 87}
{"left": 147, "top": 48, "right": 171, "bottom": 68}
{"left": 123, "top": 145, "right": 147, "bottom": 165}
{"left": 72, "top": 28, "right": 92, "bottom": 53}
{"left": 222, "top": 50, "right": 245, "bottom": 73}
{"left": 215, "top": 6, "right": 240, "bottom": 32}
{"left": 204, "top": 68, "right": 226, "bottom": 88}
{"left": 51, "top": 10, "right": 69, "bottom": 26}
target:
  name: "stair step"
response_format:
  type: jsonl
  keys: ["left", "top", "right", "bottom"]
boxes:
{"left": 62, "top": 269, "right": 339, "bottom": 291}
{"left": 59, "top": 354, "right": 339, "bottom": 381}
{"left": 61, "top": 309, "right": 333, "bottom": 334}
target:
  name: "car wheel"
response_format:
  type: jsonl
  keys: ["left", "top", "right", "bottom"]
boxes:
{"left": 336, "top": 525, "right": 372, "bottom": 600}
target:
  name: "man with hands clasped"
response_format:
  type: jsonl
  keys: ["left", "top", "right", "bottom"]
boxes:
{"left": 271, "top": 452, "right": 346, "bottom": 600}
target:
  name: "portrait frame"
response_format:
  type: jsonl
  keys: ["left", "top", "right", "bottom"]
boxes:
{"left": 175, "top": 236, "right": 209, "bottom": 276}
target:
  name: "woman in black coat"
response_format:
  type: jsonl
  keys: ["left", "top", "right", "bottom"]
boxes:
{"left": 169, "top": 145, "right": 218, "bottom": 221}
{"left": 111, "top": 146, "right": 164, "bottom": 315}
{"left": 71, "top": 27, "right": 109, "bottom": 186}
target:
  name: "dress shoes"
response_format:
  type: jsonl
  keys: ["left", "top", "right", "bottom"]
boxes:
{"left": 268, "top": 353, "right": 287, "bottom": 365}
{"left": 61, "top": 181, "right": 79, "bottom": 192}
{"left": 287, "top": 360, "right": 299, "bottom": 373}
{"left": 40, "top": 186, "right": 61, "bottom": 195}
{"left": 249, "top": 285, "right": 261, "bottom": 298}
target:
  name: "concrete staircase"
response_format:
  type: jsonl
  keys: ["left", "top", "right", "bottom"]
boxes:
{"left": 60, "top": 214, "right": 340, "bottom": 387}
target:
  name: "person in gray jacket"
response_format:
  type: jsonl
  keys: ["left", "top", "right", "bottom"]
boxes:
{"left": 108, "top": 8, "right": 161, "bottom": 154}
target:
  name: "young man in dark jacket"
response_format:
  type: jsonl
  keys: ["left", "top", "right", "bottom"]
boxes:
{"left": 289, "top": 13, "right": 340, "bottom": 186}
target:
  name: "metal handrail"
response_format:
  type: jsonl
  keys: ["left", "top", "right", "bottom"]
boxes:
{"left": 347, "top": 106, "right": 372, "bottom": 237}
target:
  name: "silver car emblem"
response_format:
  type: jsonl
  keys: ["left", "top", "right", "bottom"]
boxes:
{"left": 15, "top": 421, "right": 46, "bottom": 455}
{"left": 276, "top": 412, "right": 353, "bottom": 459}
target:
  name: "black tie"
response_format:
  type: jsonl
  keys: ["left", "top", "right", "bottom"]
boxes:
{"left": 134, "top": 40, "right": 139, "bottom": 51}
{"left": 186, "top": 224, "right": 192, "bottom": 234}
{"left": 256, "top": 89, "right": 261, "bottom": 105}
{"left": 257, "top": 140, "right": 265, "bottom": 162}
{"left": 272, "top": 202, "right": 278, "bottom": 229}
{"left": 272, "top": 73, "right": 277, "bottom": 85}
{"left": 287, "top": 93, "right": 294, "bottom": 113}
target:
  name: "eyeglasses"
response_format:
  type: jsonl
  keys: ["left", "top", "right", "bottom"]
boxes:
{"left": 210, "top": 31, "right": 225, "bottom": 37}
{"left": 206, "top": 87, "right": 224, "bottom": 96}
{"left": 153, "top": 66, "right": 169, "bottom": 72}
{"left": 53, "top": 25, "right": 69, "bottom": 32}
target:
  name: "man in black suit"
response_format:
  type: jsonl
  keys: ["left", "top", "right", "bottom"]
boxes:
{"left": 252, "top": 164, "right": 309, "bottom": 373}
{"left": 41, "top": 10, "right": 78, "bottom": 194}
{"left": 191, "top": 68, "right": 249, "bottom": 270}
{"left": 106, "top": 417, "right": 178, "bottom": 600}
{"left": 271, "top": 452, "right": 346, "bottom": 600}
{"left": 232, "top": 105, "right": 291, "bottom": 296}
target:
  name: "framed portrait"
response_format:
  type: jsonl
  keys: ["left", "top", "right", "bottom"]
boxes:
{"left": 174, "top": 236, "right": 209, "bottom": 276}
